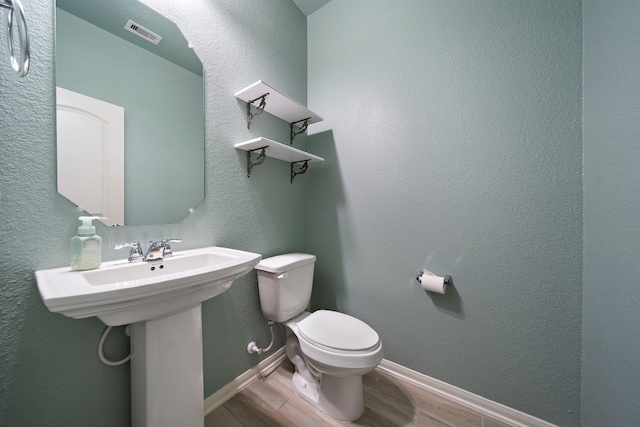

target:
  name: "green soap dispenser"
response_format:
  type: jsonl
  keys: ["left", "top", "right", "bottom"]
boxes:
{"left": 70, "top": 216, "right": 102, "bottom": 271}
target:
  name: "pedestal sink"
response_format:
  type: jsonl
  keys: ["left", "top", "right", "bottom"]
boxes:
{"left": 35, "top": 246, "right": 261, "bottom": 427}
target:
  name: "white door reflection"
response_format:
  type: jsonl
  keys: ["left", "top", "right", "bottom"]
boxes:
{"left": 56, "top": 87, "right": 125, "bottom": 226}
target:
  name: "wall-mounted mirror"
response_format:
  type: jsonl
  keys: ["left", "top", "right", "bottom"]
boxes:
{"left": 55, "top": 0, "right": 205, "bottom": 226}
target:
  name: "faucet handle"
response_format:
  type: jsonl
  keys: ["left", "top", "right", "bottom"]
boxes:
{"left": 161, "top": 238, "right": 182, "bottom": 258}
{"left": 114, "top": 241, "right": 144, "bottom": 262}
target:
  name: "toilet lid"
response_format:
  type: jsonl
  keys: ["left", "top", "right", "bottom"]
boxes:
{"left": 298, "top": 310, "right": 379, "bottom": 351}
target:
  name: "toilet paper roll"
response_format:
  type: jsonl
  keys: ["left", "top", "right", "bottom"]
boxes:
{"left": 419, "top": 270, "right": 447, "bottom": 294}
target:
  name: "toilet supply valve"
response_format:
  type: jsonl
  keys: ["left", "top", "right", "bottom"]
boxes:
{"left": 247, "top": 342, "right": 263, "bottom": 355}
{"left": 247, "top": 320, "right": 275, "bottom": 355}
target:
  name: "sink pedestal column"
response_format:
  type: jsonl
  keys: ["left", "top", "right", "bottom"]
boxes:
{"left": 130, "top": 304, "right": 204, "bottom": 427}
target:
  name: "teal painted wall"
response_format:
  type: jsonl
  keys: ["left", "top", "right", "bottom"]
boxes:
{"left": 56, "top": 8, "right": 205, "bottom": 225}
{"left": 582, "top": 0, "right": 640, "bottom": 425}
{"left": 307, "top": 1, "right": 583, "bottom": 425}
{"left": 0, "top": 0, "right": 306, "bottom": 425}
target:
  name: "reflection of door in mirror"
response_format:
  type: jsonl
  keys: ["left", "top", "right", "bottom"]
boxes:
{"left": 57, "top": 87, "right": 125, "bottom": 226}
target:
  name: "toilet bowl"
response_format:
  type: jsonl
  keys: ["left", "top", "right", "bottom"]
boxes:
{"left": 285, "top": 310, "right": 383, "bottom": 420}
{"left": 255, "top": 254, "right": 383, "bottom": 421}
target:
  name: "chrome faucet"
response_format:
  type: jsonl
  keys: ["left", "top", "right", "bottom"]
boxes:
{"left": 114, "top": 239, "right": 182, "bottom": 262}
{"left": 144, "top": 239, "right": 182, "bottom": 261}
{"left": 113, "top": 241, "right": 144, "bottom": 262}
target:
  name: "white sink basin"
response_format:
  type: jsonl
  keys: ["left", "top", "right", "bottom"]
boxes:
{"left": 35, "top": 246, "right": 261, "bottom": 325}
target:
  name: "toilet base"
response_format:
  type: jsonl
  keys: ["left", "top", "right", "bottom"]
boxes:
{"left": 292, "top": 370, "right": 364, "bottom": 421}
{"left": 286, "top": 333, "right": 365, "bottom": 421}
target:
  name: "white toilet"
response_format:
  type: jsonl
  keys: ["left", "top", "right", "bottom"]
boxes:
{"left": 255, "top": 253, "right": 383, "bottom": 421}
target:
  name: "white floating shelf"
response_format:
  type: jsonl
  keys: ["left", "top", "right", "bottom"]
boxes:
{"left": 235, "top": 137, "right": 324, "bottom": 163}
{"left": 235, "top": 137, "right": 324, "bottom": 183}
{"left": 235, "top": 80, "right": 323, "bottom": 125}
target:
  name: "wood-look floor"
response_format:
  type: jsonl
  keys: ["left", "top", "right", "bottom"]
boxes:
{"left": 205, "top": 360, "right": 512, "bottom": 427}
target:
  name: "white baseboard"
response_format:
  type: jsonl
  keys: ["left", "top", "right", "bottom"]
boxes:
{"left": 377, "top": 359, "right": 558, "bottom": 427}
{"left": 203, "top": 347, "right": 287, "bottom": 416}
{"left": 204, "top": 352, "right": 556, "bottom": 427}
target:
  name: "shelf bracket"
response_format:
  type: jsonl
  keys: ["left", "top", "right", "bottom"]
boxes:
{"left": 290, "top": 117, "right": 311, "bottom": 144}
{"left": 245, "top": 146, "right": 269, "bottom": 177}
{"left": 245, "top": 93, "right": 269, "bottom": 129}
{"left": 290, "top": 160, "right": 309, "bottom": 184}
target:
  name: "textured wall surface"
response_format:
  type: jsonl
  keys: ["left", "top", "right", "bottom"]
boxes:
{"left": 307, "top": 1, "right": 583, "bottom": 425}
{"left": 0, "top": 0, "right": 306, "bottom": 425}
{"left": 582, "top": 0, "right": 640, "bottom": 425}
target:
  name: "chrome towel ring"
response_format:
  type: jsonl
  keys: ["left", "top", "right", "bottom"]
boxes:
{"left": 0, "top": 0, "right": 29, "bottom": 77}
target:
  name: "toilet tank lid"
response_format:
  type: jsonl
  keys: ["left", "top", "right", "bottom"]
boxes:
{"left": 255, "top": 253, "right": 316, "bottom": 273}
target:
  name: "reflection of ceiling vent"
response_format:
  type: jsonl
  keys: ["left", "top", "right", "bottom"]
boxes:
{"left": 124, "top": 20, "right": 162, "bottom": 45}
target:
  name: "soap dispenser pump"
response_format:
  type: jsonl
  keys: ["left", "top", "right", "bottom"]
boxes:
{"left": 70, "top": 216, "right": 102, "bottom": 271}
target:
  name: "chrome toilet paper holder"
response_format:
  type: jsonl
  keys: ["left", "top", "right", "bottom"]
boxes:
{"left": 416, "top": 270, "right": 453, "bottom": 287}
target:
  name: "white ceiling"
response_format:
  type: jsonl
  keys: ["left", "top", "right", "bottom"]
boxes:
{"left": 291, "top": 0, "right": 333, "bottom": 16}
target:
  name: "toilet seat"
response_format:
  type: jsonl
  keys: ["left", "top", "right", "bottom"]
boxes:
{"left": 291, "top": 310, "right": 383, "bottom": 371}
{"left": 297, "top": 310, "right": 380, "bottom": 352}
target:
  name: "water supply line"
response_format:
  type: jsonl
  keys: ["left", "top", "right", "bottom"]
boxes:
{"left": 98, "top": 325, "right": 131, "bottom": 366}
{"left": 246, "top": 320, "right": 275, "bottom": 355}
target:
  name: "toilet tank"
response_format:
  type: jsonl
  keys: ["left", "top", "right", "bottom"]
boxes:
{"left": 255, "top": 253, "right": 316, "bottom": 322}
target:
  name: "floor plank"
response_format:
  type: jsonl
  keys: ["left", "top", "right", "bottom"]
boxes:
{"left": 362, "top": 383, "right": 417, "bottom": 425}
{"left": 206, "top": 359, "right": 506, "bottom": 427}
{"left": 204, "top": 405, "right": 244, "bottom": 427}
{"left": 278, "top": 399, "right": 346, "bottom": 427}
{"left": 222, "top": 388, "right": 295, "bottom": 427}
{"left": 364, "top": 369, "right": 482, "bottom": 426}
{"left": 482, "top": 416, "right": 513, "bottom": 427}
{"left": 247, "top": 377, "right": 290, "bottom": 411}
